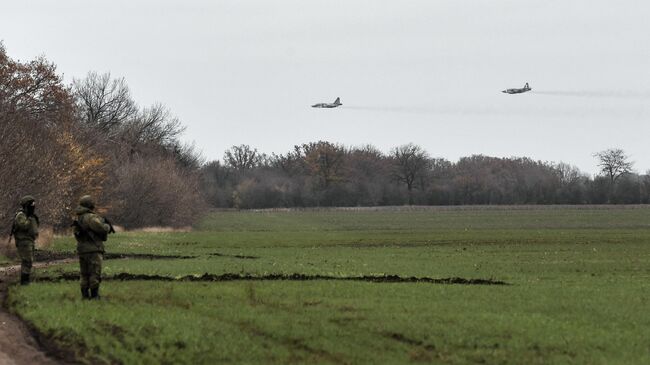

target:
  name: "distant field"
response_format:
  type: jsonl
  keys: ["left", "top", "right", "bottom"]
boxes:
{"left": 8, "top": 207, "right": 650, "bottom": 364}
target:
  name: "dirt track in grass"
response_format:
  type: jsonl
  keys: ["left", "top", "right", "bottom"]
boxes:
{"left": 0, "top": 260, "right": 72, "bottom": 365}
{"left": 0, "top": 251, "right": 192, "bottom": 365}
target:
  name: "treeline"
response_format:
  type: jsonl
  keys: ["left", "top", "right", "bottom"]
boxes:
{"left": 201, "top": 143, "right": 650, "bottom": 208}
{"left": 0, "top": 44, "right": 204, "bottom": 230}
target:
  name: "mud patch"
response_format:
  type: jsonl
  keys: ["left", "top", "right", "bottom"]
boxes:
{"left": 36, "top": 272, "right": 510, "bottom": 285}
{"left": 104, "top": 253, "right": 195, "bottom": 260}
{"left": 384, "top": 332, "right": 436, "bottom": 350}
{"left": 209, "top": 252, "right": 259, "bottom": 259}
{"left": 32, "top": 250, "right": 194, "bottom": 262}
{"left": 33, "top": 250, "right": 76, "bottom": 262}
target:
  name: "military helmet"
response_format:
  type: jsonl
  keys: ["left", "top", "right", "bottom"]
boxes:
{"left": 19, "top": 195, "right": 35, "bottom": 206}
{"left": 79, "top": 195, "right": 95, "bottom": 209}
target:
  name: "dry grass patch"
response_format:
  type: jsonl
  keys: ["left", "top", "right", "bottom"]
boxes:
{"left": 36, "top": 226, "right": 54, "bottom": 249}
{"left": 0, "top": 226, "right": 54, "bottom": 259}
{"left": 132, "top": 226, "right": 193, "bottom": 233}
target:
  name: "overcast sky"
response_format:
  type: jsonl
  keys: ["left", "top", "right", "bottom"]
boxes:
{"left": 2, "top": 0, "right": 649, "bottom": 174}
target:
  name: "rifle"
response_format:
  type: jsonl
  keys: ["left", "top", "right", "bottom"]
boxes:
{"left": 73, "top": 220, "right": 107, "bottom": 251}
{"left": 104, "top": 217, "right": 116, "bottom": 234}
{"left": 97, "top": 217, "right": 116, "bottom": 241}
{"left": 71, "top": 220, "right": 90, "bottom": 241}
{"left": 6, "top": 219, "right": 16, "bottom": 245}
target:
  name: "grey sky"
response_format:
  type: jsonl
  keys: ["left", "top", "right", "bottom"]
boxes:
{"left": 2, "top": 0, "right": 649, "bottom": 174}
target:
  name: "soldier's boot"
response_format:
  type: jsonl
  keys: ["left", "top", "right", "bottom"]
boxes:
{"left": 81, "top": 288, "right": 90, "bottom": 299}
{"left": 20, "top": 273, "right": 30, "bottom": 286}
{"left": 90, "top": 287, "right": 100, "bottom": 300}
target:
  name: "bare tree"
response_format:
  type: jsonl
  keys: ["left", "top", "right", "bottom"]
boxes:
{"left": 170, "top": 142, "right": 204, "bottom": 169}
{"left": 555, "top": 162, "right": 584, "bottom": 185}
{"left": 224, "top": 145, "right": 263, "bottom": 170}
{"left": 120, "top": 103, "right": 185, "bottom": 155}
{"left": 594, "top": 148, "right": 634, "bottom": 184}
{"left": 594, "top": 148, "right": 634, "bottom": 203}
{"left": 391, "top": 143, "right": 430, "bottom": 204}
{"left": 72, "top": 71, "right": 137, "bottom": 134}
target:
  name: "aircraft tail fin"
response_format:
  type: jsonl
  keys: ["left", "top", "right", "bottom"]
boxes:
{"left": 524, "top": 82, "right": 530, "bottom": 89}
{"left": 334, "top": 97, "right": 341, "bottom": 105}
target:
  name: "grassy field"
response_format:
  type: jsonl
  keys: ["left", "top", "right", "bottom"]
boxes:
{"left": 7, "top": 206, "right": 650, "bottom": 364}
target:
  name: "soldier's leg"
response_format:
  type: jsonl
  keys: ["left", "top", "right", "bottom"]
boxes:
{"left": 17, "top": 243, "right": 34, "bottom": 285}
{"left": 79, "top": 254, "right": 90, "bottom": 299}
{"left": 89, "top": 253, "right": 103, "bottom": 299}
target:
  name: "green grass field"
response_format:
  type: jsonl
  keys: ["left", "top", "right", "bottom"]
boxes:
{"left": 7, "top": 207, "right": 650, "bottom": 364}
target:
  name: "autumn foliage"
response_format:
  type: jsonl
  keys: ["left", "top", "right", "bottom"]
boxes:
{"left": 0, "top": 44, "right": 204, "bottom": 231}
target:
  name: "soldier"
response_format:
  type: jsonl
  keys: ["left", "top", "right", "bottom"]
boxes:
{"left": 11, "top": 195, "right": 39, "bottom": 285}
{"left": 72, "top": 195, "right": 114, "bottom": 300}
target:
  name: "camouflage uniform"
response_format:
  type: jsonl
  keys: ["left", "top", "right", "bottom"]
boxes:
{"left": 12, "top": 195, "right": 39, "bottom": 285}
{"left": 73, "top": 195, "right": 111, "bottom": 299}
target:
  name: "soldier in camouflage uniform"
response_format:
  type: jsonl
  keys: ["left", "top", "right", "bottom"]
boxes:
{"left": 12, "top": 195, "right": 39, "bottom": 285}
{"left": 73, "top": 195, "right": 113, "bottom": 300}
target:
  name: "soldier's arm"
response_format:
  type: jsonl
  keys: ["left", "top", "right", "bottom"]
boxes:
{"left": 87, "top": 215, "right": 111, "bottom": 234}
{"left": 14, "top": 212, "right": 30, "bottom": 231}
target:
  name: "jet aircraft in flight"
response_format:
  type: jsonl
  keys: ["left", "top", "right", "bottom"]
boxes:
{"left": 312, "top": 97, "right": 342, "bottom": 108}
{"left": 502, "top": 83, "right": 531, "bottom": 94}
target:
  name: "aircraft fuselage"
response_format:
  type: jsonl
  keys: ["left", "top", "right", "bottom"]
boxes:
{"left": 312, "top": 97, "right": 342, "bottom": 108}
{"left": 502, "top": 83, "right": 531, "bottom": 94}
{"left": 311, "top": 103, "right": 341, "bottom": 108}
{"left": 502, "top": 88, "right": 531, "bottom": 94}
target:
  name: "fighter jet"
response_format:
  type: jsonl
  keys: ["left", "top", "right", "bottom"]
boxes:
{"left": 311, "top": 97, "right": 342, "bottom": 108}
{"left": 502, "top": 83, "right": 531, "bottom": 94}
